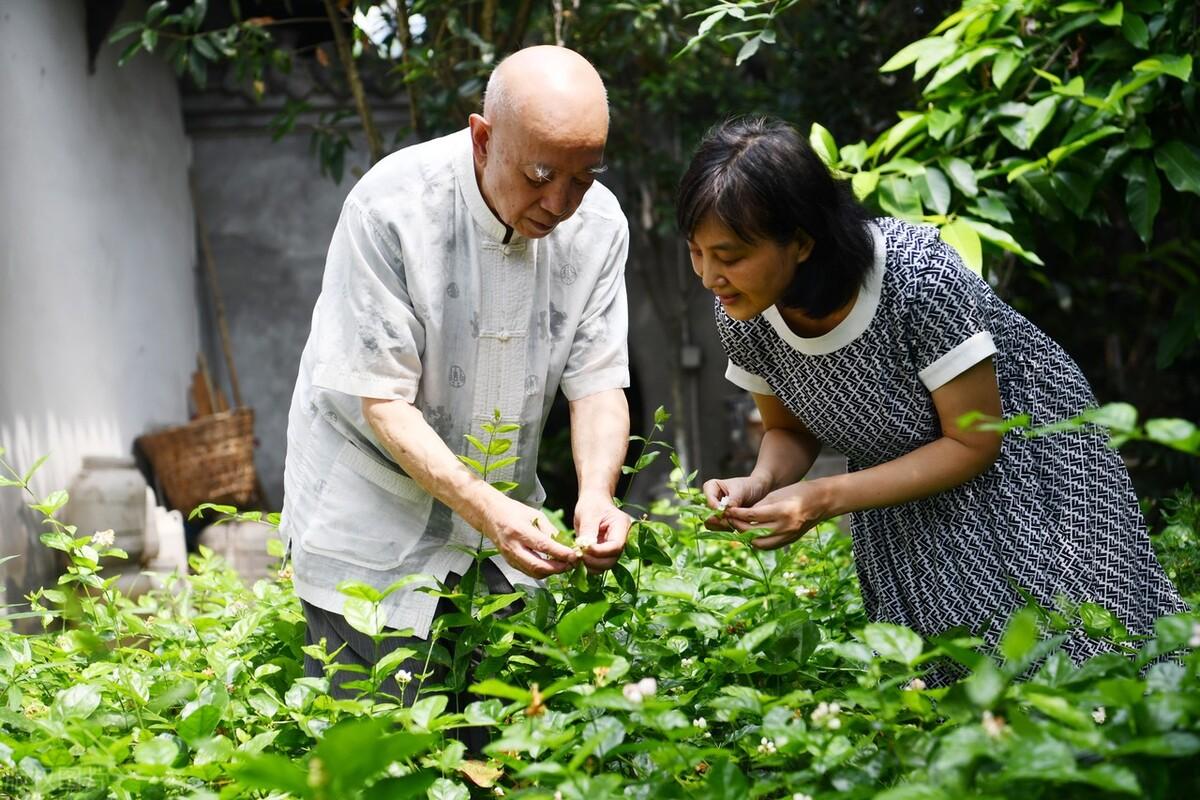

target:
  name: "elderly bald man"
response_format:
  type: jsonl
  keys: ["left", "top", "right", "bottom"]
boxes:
{"left": 280, "top": 46, "right": 632, "bottom": 702}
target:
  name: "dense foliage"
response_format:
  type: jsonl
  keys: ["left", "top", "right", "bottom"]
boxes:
{"left": 2, "top": 408, "right": 1200, "bottom": 799}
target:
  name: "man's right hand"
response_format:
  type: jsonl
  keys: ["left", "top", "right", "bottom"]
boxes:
{"left": 481, "top": 494, "right": 579, "bottom": 579}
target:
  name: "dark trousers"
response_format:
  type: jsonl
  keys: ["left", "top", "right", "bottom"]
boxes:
{"left": 301, "top": 560, "right": 517, "bottom": 710}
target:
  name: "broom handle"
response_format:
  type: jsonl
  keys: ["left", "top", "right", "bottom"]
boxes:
{"left": 190, "top": 175, "right": 244, "bottom": 409}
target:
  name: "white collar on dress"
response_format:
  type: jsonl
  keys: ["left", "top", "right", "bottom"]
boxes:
{"left": 452, "top": 128, "right": 525, "bottom": 244}
{"left": 761, "top": 222, "right": 886, "bottom": 355}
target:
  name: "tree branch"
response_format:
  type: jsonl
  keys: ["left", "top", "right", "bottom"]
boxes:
{"left": 322, "top": 0, "right": 384, "bottom": 163}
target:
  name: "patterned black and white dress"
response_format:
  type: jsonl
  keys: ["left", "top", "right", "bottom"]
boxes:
{"left": 718, "top": 217, "right": 1187, "bottom": 668}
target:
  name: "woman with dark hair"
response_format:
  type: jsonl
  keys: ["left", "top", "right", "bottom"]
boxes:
{"left": 679, "top": 116, "right": 1185, "bottom": 675}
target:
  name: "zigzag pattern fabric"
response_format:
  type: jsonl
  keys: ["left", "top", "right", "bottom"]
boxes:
{"left": 717, "top": 217, "right": 1187, "bottom": 669}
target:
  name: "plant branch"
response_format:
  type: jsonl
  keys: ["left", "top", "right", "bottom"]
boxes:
{"left": 322, "top": 0, "right": 384, "bottom": 163}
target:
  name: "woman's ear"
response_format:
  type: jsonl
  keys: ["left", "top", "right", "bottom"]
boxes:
{"left": 795, "top": 229, "right": 816, "bottom": 263}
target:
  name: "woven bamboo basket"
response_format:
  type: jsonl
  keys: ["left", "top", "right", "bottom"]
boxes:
{"left": 136, "top": 408, "right": 258, "bottom": 513}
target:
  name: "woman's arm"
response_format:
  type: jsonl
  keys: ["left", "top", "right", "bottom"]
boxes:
{"left": 703, "top": 392, "right": 823, "bottom": 513}
{"left": 723, "top": 358, "right": 1003, "bottom": 548}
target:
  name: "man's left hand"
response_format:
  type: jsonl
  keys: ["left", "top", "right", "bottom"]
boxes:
{"left": 573, "top": 490, "right": 631, "bottom": 573}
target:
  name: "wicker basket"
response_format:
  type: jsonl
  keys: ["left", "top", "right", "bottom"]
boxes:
{"left": 136, "top": 408, "right": 258, "bottom": 514}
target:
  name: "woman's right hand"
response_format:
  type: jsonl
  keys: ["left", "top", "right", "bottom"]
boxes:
{"left": 702, "top": 475, "right": 772, "bottom": 529}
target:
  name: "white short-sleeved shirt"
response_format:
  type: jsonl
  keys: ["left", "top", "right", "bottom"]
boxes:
{"left": 281, "top": 129, "right": 630, "bottom": 638}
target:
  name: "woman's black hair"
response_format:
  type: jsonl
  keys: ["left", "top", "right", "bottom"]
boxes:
{"left": 676, "top": 116, "right": 874, "bottom": 319}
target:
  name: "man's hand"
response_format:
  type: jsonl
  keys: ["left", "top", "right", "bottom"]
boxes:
{"left": 481, "top": 494, "right": 580, "bottom": 579}
{"left": 722, "top": 481, "right": 826, "bottom": 550}
{"left": 573, "top": 490, "right": 631, "bottom": 573}
{"left": 701, "top": 475, "right": 772, "bottom": 530}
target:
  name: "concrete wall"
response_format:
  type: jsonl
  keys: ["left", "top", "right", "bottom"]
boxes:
{"left": 0, "top": 1, "right": 200, "bottom": 608}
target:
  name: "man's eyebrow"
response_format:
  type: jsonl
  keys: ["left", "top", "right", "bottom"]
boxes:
{"left": 586, "top": 162, "right": 609, "bottom": 175}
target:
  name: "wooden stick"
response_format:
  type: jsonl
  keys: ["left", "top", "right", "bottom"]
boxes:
{"left": 190, "top": 175, "right": 244, "bottom": 409}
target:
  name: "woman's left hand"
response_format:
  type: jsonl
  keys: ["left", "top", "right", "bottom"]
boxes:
{"left": 723, "top": 482, "right": 826, "bottom": 550}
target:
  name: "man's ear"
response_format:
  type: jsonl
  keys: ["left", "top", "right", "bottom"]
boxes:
{"left": 468, "top": 113, "right": 491, "bottom": 166}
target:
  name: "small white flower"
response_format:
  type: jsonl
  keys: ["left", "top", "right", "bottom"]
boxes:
{"left": 693, "top": 717, "right": 707, "bottom": 730}
{"left": 396, "top": 670, "right": 412, "bottom": 684}
{"left": 782, "top": 571, "right": 796, "bottom": 581}
{"left": 793, "top": 794, "right": 814, "bottom": 800}
{"left": 636, "top": 677, "right": 657, "bottom": 697}
{"left": 1189, "top": 621, "right": 1200, "bottom": 648}
{"left": 681, "top": 656, "right": 695, "bottom": 668}
{"left": 1092, "top": 706, "right": 1107, "bottom": 725}
{"left": 91, "top": 529, "right": 115, "bottom": 548}
{"left": 827, "top": 716, "right": 842, "bottom": 730}
{"left": 554, "top": 793, "right": 563, "bottom": 800}
{"left": 717, "top": 496, "right": 731, "bottom": 511}
{"left": 622, "top": 683, "right": 644, "bottom": 703}
{"left": 906, "top": 678, "right": 927, "bottom": 692}
{"left": 793, "top": 585, "right": 818, "bottom": 599}
{"left": 493, "top": 788, "right": 505, "bottom": 797}
{"left": 756, "top": 736, "right": 777, "bottom": 755}
{"left": 981, "top": 710, "right": 1007, "bottom": 738}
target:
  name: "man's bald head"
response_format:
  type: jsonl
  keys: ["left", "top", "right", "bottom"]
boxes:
{"left": 483, "top": 46, "right": 609, "bottom": 140}
{"left": 468, "top": 46, "right": 610, "bottom": 239}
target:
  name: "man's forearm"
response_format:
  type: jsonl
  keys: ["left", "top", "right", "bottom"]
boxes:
{"left": 361, "top": 397, "right": 493, "bottom": 531}
{"left": 568, "top": 389, "right": 629, "bottom": 498}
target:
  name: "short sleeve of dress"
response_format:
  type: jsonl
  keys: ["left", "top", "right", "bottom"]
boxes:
{"left": 560, "top": 221, "right": 631, "bottom": 401}
{"left": 310, "top": 199, "right": 425, "bottom": 402}
{"left": 715, "top": 304, "right": 775, "bottom": 396}
{"left": 905, "top": 236, "right": 998, "bottom": 392}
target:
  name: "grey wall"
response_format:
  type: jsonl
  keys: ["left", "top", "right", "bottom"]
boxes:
{"left": 0, "top": 1, "right": 200, "bottom": 607}
{"left": 186, "top": 107, "right": 373, "bottom": 506}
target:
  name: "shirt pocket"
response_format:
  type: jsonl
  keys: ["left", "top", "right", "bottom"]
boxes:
{"left": 299, "top": 440, "right": 433, "bottom": 570}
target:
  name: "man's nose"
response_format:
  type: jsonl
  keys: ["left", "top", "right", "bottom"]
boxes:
{"left": 540, "top": 182, "right": 571, "bottom": 218}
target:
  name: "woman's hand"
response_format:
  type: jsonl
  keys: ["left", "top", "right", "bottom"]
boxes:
{"left": 723, "top": 482, "right": 827, "bottom": 549}
{"left": 702, "top": 475, "right": 772, "bottom": 529}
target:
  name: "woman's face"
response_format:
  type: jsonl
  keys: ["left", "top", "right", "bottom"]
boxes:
{"left": 687, "top": 213, "right": 812, "bottom": 321}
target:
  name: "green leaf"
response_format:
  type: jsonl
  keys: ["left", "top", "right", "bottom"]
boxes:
{"left": 456, "top": 454, "right": 483, "bottom": 473}
{"left": 134, "top": 735, "right": 181, "bottom": 767}
{"left": 965, "top": 194, "right": 1012, "bottom": 224}
{"left": 53, "top": 684, "right": 101, "bottom": 720}
{"left": 194, "top": 735, "right": 235, "bottom": 767}
{"left": 735, "top": 34, "right": 761, "bottom": 66}
{"left": 1048, "top": 126, "right": 1123, "bottom": 165}
{"left": 464, "top": 434, "right": 487, "bottom": 455}
{"left": 469, "top": 679, "right": 531, "bottom": 702}
{"left": 704, "top": 759, "right": 750, "bottom": 800}
{"left": 1098, "top": 2, "right": 1123, "bottom": 25}
{"left": 940, "top": 222, "right": 983, "bottom": 274}
{"left": 863, "top": 623, "right": 923, "bottom": 666}
{"left": 141, "top": 27, "right": 158, "bottom": 52}
{"left": 918, "top": 166, "right": 952, "bottom": 215}
{"left": 1001, "top": 607, "right": 1040, "bottom": 663}
{"left": 927, "top": 108, "right": 963, "bottom": 141}
{"left": 428, "top": 778, "right": 471, "bottom": 800}
{"left": 1085, "top": 402, "right": 1138, "bottom": 431}
{"left": 409, "top": 696, "right": 449, "bottom": 731}
{"left": 840, "top": 142, "right": 868, "bottom": 169}
{"left": 809, "top": 123, "right": 838, "bottom": 167}
{"left": 882, "top": 114, "right": 927, "bottom": 154}
{"left": 361, "top": 772, "right": 438, "bottom": 800}
{"left": 1145, "top": 418, "right": 1200, "bottom": 452}
{"left": 998, "top": 96, "right": 1059, "bottom": 150}
{"left": 178, "top": 703, "right": 222, "bottom": 744}
{"left": 556, "top": 600, "right": 610, "bottom": 646}
{"left": 960, "top": 218, "right": 1044, "bottom": 265}
{"left": 1154, "top": 140, "right": 1200, "bottom": 195}
{"left": 877, "top": 176, "right": 924, "bottom": 219}
{"left": 852, "top": 171, "right": 880, "bottom": 200}
{"left": 343, "top": 596, "right": 387, "bottom": 638}
{"left": 942, "top": 158, "right": 978, "bottom": 197}
{"left": 1124, "top": 156, "right": 1161, "bottom": 245}
{"left": 231, "top": 753, "right": 310, "bottom": 796}
{"left": 882, "top": 36, "right": 957, "bottom": 77}
{"left": 1121, "top": 12, "right": 1149, "bottom": 47}
{"left": 965, "top": 659, "right": 1006, "bottom": 706}
{"left": 486, "top": 438, "right": 511, "bottom": 456}
{"left": 992, "top": 50, "right": 1020, "bottom": 89}
{"left": 1132, "top": 54, "right": 1193, "bottom": 81}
